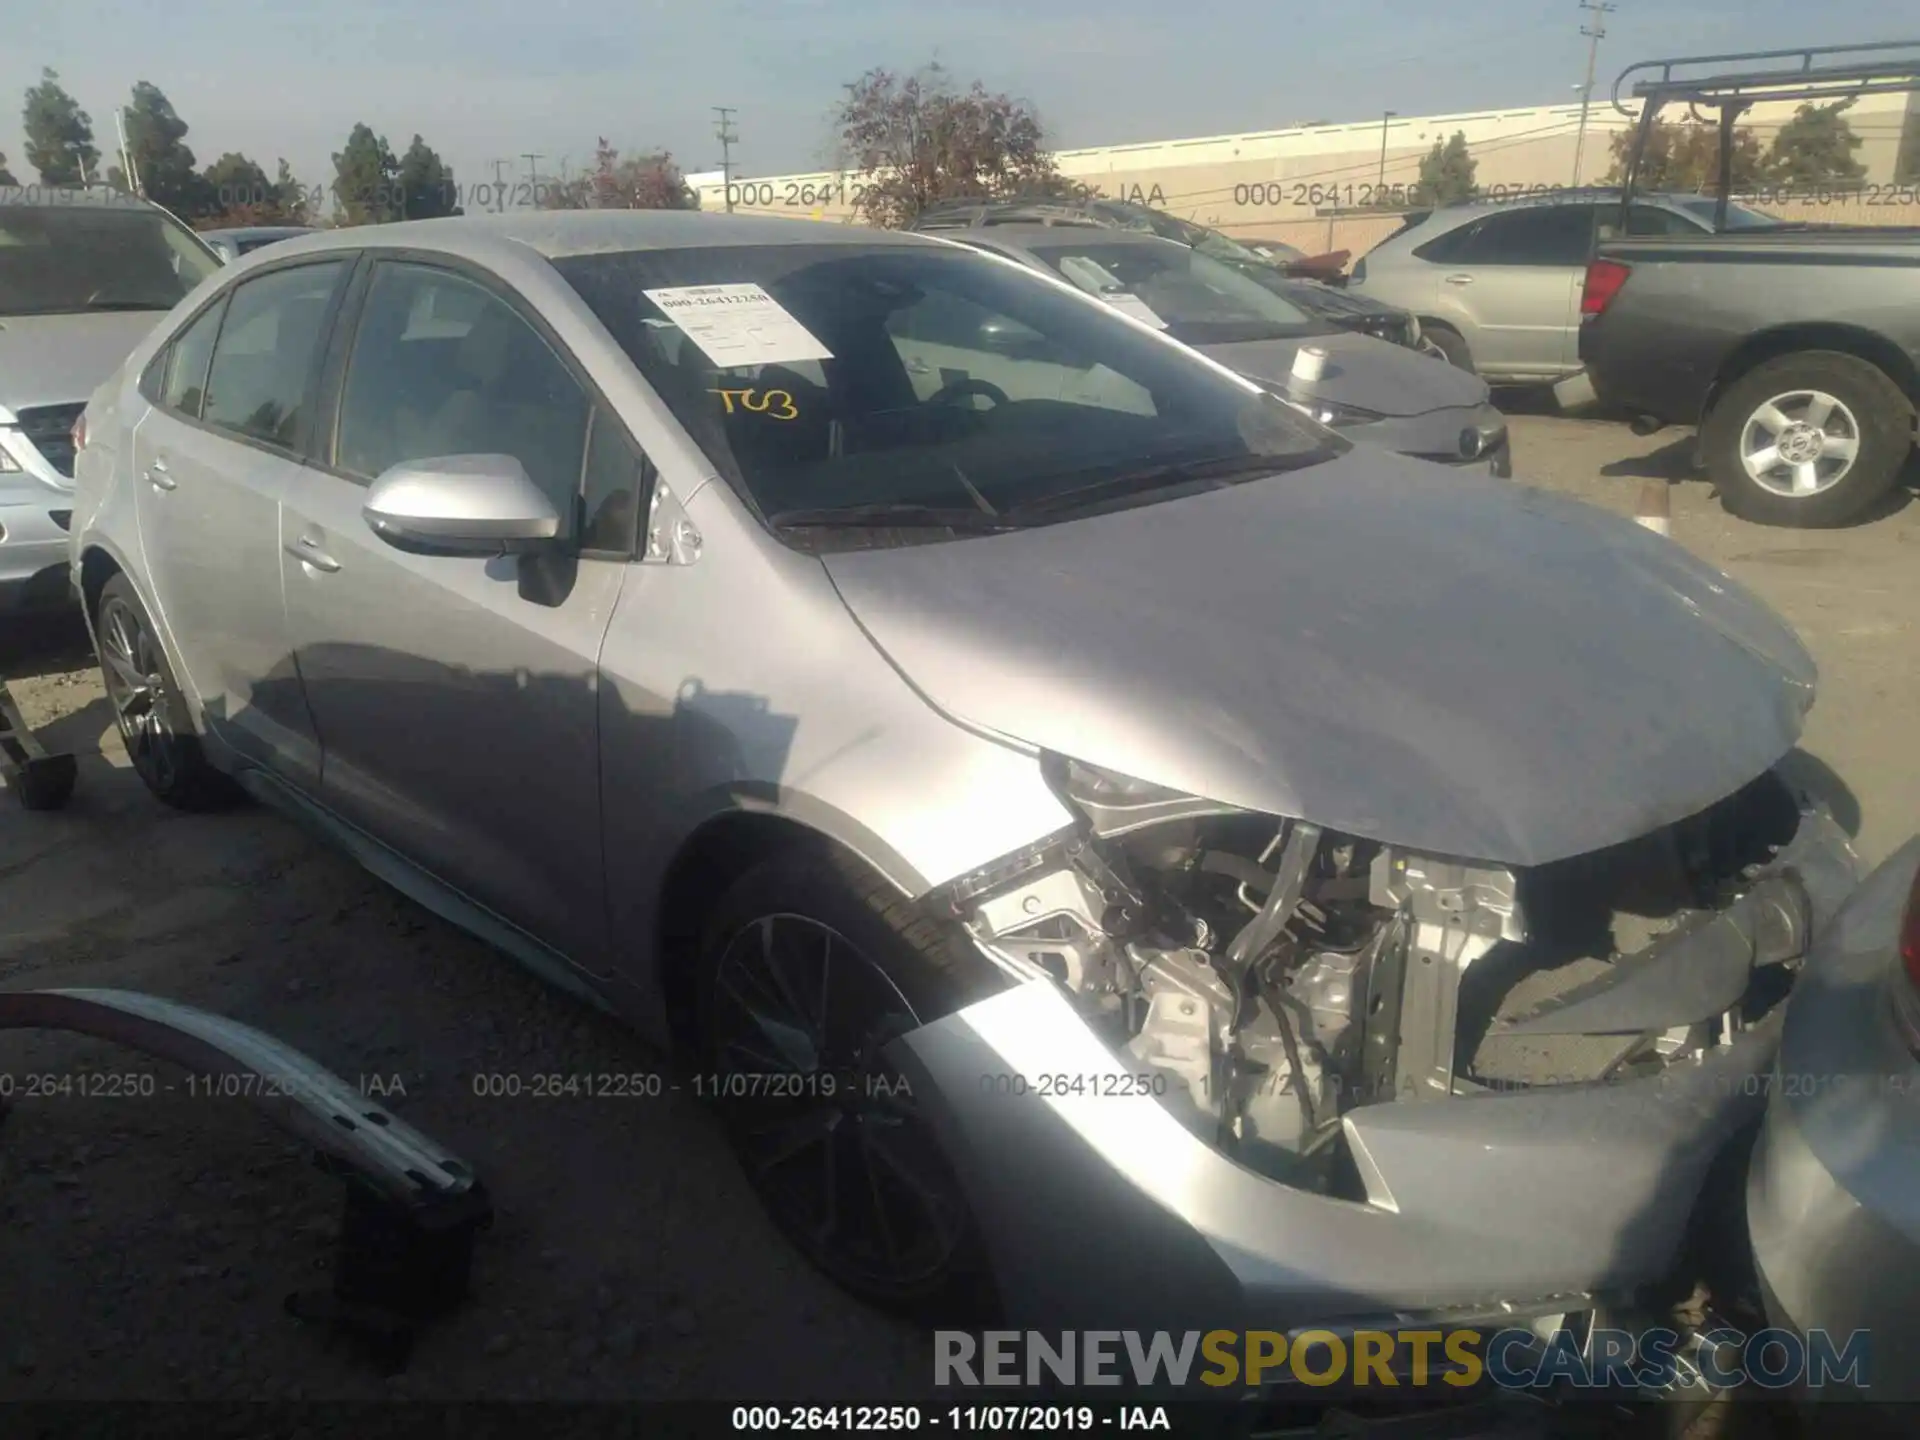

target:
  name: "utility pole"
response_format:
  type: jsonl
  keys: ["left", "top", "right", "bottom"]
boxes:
{"left": 1572, "top": 0, "right": 1616, "bottom": 187}
{"left": 521, "top": 152, "right": 543, "bottom": 208}
{"left": 1376, "top": 110, "right": 1398, "bottom": 191}
{"left": 713, "top": 107, "right": 739, "bottom": 211}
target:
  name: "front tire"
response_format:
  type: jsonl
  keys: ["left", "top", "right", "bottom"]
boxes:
{"left": 1704, "top": 351, "right": 1912, "bottom": 528}
{"left": 695, "top": 849, "right": 1001, "bottom": 1320}
{"left": 94, "top": 573, "right": 239, "bottom": 811}
{"left": 1421, "top": 322, "right": 1475, "bottom": 373}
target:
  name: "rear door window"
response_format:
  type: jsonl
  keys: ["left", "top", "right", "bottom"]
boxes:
{"left": 1445, "top": 205, "right": 1597, "bottom": 266}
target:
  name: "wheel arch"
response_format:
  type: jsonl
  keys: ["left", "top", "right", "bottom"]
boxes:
{"left": 650, "top": 805, "right": 922, "bottom": 1052}
{"left": 77, "top": 539, "right": 208, "bottom": 729}
{"left": 1705, "top": 325, "right": 1920, "bottom": 425}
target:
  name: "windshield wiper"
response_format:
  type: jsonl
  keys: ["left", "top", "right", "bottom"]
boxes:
{"left": 81, "top": 299, "right": 174, "bottom": 311}
{"left": 765, "top": 503, "right": 1023, "bottom": 532}
{"left": 1007, "top": 453, "right": 1291, "bottom": 518}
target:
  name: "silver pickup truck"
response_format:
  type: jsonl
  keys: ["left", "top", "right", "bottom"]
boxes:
{"left": 1578, "top": 227, "right": 1920, "bottom": 527}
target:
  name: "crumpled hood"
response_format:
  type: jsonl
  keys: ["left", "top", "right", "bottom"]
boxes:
{"left": 824, "top": 449, "right": 1814, "bottom": 867}
{"left": 1204, "top": 330, "right": 1487, "bottom": 417}
{"left": 0, "top": 311, "right": 166, "bottom": 416}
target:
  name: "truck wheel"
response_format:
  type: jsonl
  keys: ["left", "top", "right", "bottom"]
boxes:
{"left": 695, "top": 848, "right": 1002, "bottom": 1320}
{"left": 1422, "top": 322, "right": 1475, "bottom": 374}
{"left": 1705, "top": 352, "right": 1913, "bottom": 528}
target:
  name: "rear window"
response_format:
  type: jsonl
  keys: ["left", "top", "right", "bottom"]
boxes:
{"left": 0, "top": 199, "right": 219, "bottom": 316}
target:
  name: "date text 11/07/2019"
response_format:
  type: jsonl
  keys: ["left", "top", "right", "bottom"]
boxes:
{"left": 215, "top": 180, "right": 568, "bottom": 214}
{"left": 729, "top": 1404, "right": 1173, "bottom": 1431}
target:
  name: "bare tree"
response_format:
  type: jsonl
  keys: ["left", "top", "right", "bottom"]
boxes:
{"left": 831, "top": 62, "right": 1089, "bottom": 228}
{"left": 542, "top": 139, "right": 697, "bottom": 210}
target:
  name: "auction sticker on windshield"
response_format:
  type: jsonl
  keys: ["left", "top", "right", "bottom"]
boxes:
{"left": 642, "top": 283, "right": 834, "bottom": 368}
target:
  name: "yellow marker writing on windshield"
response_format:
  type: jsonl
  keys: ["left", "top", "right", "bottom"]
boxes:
{"left": 709, "top": 388, "right": 798, "bottom": 420}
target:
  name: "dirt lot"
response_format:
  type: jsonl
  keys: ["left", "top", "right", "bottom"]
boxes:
{"left": 0, "top": 409, "right": 1915, "bottom": 1404}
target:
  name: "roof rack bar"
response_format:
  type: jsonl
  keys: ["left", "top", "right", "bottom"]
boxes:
{"left": 1611, "top": 39, "right": 1920, "bottom": 114}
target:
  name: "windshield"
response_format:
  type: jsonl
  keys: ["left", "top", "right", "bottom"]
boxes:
{"left": 1025, "top": 240, "right": 1323, "bottom": 345}
{"left": 0, "top": 202, "right": 220, "bottom": 316}
{"left": 554, "top": 242, "right": 1338, "bottom": 541}
{"left": 1674, "top": 197, "right": 1781, "bottom": 231}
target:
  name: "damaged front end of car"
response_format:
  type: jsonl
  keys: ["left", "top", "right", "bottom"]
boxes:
{"left": 886, "top": 752, "right": 1861, "bottom": 1336}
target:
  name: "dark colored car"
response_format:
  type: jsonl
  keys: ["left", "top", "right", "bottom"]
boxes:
{"left": 910, "top": 197, "right": 1432, "bottom": 353}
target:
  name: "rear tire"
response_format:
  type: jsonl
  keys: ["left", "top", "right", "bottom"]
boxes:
{"left": 1422, "top": 322, "right": 1475, "bottom": 373}
{"left": 94, "top": 574, "right": 240, "bottom": 811}
{"left": 695, "top": 848, "right": 1003, "bottom": 1321}
{"left": 1704, "top": 351, "right": 1912, "bottom": 528}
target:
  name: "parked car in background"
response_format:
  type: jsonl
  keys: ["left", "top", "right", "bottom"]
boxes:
{"left": 1240, "top": 236, "right": 1308, "bottom": 265}
{"left": 200, "top": 225, "right": 317, "bottom": 263}
{"left": 1348, "top": 188, "right": 1781, "bottom": 381}
{"left": 67, "top": 208, "right": 1891, "bottom": 1361}
{"left": 1, "top": 186, "right": 221, "bottom": 614}
{"left": 1579, "top": 227, "right": 1920, "bottom": 527}
{"left": 940, "top": 224, "right": 1508, "bottom": 472}
{"left": 909, "top": 199, "right": 1432, "bottom": 354}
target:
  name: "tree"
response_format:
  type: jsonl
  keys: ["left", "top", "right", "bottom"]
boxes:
{"left": 124, "top": 81, "right": 207, "bottom": 215}
{"left": 1765, "top": 99, "right": 1867, "bottom": 187}
{"left": 22, "top": 67, "right": 99, "bottom": 185}
{"left": 1600, "top": 119, "right": 1762, "bottom": 193}
{"left": 201, "top": 152, "right": 272, "bottom": 222}
{"left": 831, "top": 62, "right": 1078, "bottom": 228}
{"left": 275, "top": 160, "right": 313, "bottom": 225}
{"left": 331, "top": 123, "right": 399, "bottom": 225}
{"left": 540, "top": 138, "right": 697, "bottom": 210}
{"left": 394, "top": 135, "right": 463, "bottom": 219}
{"left": 0, "top": 152, "right": 17, "bottom": 187}
{"left": 1416, "top": 131, "right": 1477, "bottom": 206}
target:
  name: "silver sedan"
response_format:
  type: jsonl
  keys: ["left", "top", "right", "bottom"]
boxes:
{"left": 64, "top": 210, "right": 1900, "bottom": 1361}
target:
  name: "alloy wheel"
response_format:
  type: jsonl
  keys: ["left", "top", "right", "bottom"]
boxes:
{"left": 97, "top": 595, "right": 182, "bottom": 793}
{"left": 1738, "top": 389, "right": 1861, "bottom": 498}
{"left": 709, "top": 913, "right": 969, "bottom": 1296}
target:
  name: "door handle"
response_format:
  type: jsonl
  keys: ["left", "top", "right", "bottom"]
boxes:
{"left": 1443, "top": 273, "right": 1475, "bottom": 286}
{"left": 144, "top": 458, "right": 176, "bottom": 490}
{"left": 285, "top": 534, "right": 341, "bottom": 573}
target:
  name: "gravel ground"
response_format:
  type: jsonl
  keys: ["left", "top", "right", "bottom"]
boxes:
{"left": 0, "top": 407, "right": 1914, "bottom": 1406}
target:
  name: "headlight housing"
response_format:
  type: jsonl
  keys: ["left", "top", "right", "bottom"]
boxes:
{"left": 1044, "top": 755, "right": 1242, "bottom": 838}
{"left": 1246, "top": 376, "right": 1386, "bottom": 429}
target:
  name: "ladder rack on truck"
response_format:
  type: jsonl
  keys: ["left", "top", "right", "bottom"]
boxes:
{"left": 1609, "top": 40, "right": 1920, "bottom": 231}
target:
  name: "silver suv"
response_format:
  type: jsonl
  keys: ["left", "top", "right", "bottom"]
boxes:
{"left": 1348, "top": 190, "right": 1779, "bottom": 382}
{"left": 1, "top": 187, "right": 221, "bottom": 613}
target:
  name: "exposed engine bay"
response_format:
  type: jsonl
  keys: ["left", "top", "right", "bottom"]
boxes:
{"left": 948, "top": 757, "right": 1823, "bottom": 1191}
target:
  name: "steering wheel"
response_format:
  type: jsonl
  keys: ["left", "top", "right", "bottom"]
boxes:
{"left": 926, "top": 377, "right": 1009, "bottom": 409}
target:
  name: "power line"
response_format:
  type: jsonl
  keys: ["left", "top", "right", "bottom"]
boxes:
{"left": 1572, "top": 1, "right": 1617, "bottom": 186}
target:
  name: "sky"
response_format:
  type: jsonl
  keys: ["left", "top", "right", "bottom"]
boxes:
{"left": 0, "top": 0, "right": 1907, "bottom": 204}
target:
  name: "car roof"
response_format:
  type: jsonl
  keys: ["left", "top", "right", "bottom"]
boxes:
{"left": 951, "top": 225, "right": 1182, "bottom": 252}
{"left": 255, "top": 209, "right": 933, "bottom": 265}
{"left": 200, "top": 225, "right": 315, "bottom": 240}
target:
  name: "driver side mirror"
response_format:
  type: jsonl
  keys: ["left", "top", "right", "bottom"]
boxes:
{"left": 363, "top": 454, "right": 562, "bottom": 556}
